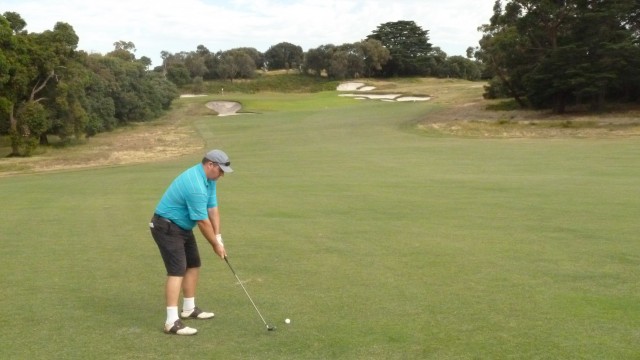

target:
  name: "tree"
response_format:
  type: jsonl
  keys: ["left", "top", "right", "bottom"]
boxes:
{"left": 367, "top": 20, "right": 432, "bottom": 76}
{"left": 81, "top": 56, "right": 117, "bottom": 136}
{"left": 444, "top": 55, "right": 482, "bottom": 80}
{"left": 327, "top": 50, "right": 349, "bottom": 79}
{"left": 0, "top": 14, "right": 79, "bottom": 155}
{"left": 1, "top": 13, "right": 180, "bottom": 155}
{"left": 264, "top": 42, "right": 303, "bottom": 71}
{"left": 303, "top": 44, "right": 335, "bottom": 76}
{"left": 233, "top": 47, "right": 264, "bottom": 69}
{"left": 1, "top": 14, "right": 39, "bottom": 155}
{"left": 477, "top": 1, "right": 530, "bottom": 106}
{"left": 424, "top": 47, "right": 448, "bottom": 77}
{"left": 359, "top": 39, "right": 391, "bottom": 77}
{"left": 303, "top": 40, "right": 390, "bottom": 79}
{"left": 328, "top": 43, "right": 365, "bottom": 79}
{"left": 196, "top": 44, "right": 210, "bottom": 57}
{"left": 480, "top": 0, "right": 640, "bottom": 113}
{"left": 15, "top": 100, "right": 49, "bottom": 155}
{"left": 216, "top": 49, "right": 256, "bottom": 81}
{"left": 2, "top": 11, "right": 26, "bottom": 34}
{"left": 202, "top": 51, "right": 220, "bottom": 80}
{"left": 108, "top": 40, "right": 136, "bottom": 61}
{"left": 44, "top": 59, "right": 90, "bottom": 143}
{"left": 139, "top": 56, "right": 152, "bottom": 69}
{"left": 184, "top": 53, "right": 208, "bottom": 78}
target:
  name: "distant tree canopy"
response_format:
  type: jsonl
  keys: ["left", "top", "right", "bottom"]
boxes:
{"left": 264, "top": 42, "right": 304, "bottom": 71}
{"left": 158, "top": 46, "right": 263, "bottom": 83}
{"left": 0, "top": 12, "right": 178, "bottom": 156}
{"left": 479, "top": 0, "right": 640, "bottom": 113}
{"left": 302, "top": 39, "right": 391, "bottom": 79}
{"left": 367, "top": 20, "right": 434, "bottom": 77}
{"left": 299, "top": 21, "right": 482, "bottom": 80}
{"left": 156, "top": 20, "right": 484, "bottom": 85}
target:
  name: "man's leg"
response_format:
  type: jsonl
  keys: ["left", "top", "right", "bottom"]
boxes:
{"left": 180, "top": 267, "right": 214, "bottom": 319}
{"left": 151, "top": 219, "right": 197, "bottom": 335}
{"left": 166, "top": 276, "right": 184, "bottom": 307}
{"left": 163, "top": 275, "right": 197, "bottom": 335}
{"left": 182, "top": 267, "right": 199, "bottom": 298}
{"left": 165, "top": 276, "right": 182, "bottom": 325}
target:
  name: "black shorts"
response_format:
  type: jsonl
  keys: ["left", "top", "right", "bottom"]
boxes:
{"left": 150, "top": 214, "right": 201, "bottom": 276}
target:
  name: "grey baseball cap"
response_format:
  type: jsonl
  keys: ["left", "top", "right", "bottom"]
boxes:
{"left": 205, "top": 149, "right": 233, "bottom": 173}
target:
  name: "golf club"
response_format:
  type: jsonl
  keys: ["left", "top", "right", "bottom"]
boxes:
{"left": 224, "top": 256, "right": 276, "bottom": 331}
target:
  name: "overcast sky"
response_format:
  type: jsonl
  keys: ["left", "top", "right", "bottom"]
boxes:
{"left": 4, "top": 0, "right": 495, "bottom": 67}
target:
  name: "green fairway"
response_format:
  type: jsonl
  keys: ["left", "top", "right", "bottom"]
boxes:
{"left": 1, "top": 89, "right": 639, "bottom": 359}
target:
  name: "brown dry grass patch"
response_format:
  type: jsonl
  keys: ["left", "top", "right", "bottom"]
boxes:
{"left": 0, "top": 102, "right": 206, "bottom": 176}
{"left": 371, "top": 78, "right": 640, "bottom": 138}
{"left": 419, "top": 95, "right": 640, "bottom": 138}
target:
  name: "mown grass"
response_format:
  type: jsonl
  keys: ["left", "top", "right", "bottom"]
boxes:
{"left": 1, "top": 78, "right": 639, "bottom": 359}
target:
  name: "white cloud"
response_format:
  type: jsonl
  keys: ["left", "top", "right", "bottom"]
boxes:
{"left": 3, "top": 0, "right": 494, "bottom": 67}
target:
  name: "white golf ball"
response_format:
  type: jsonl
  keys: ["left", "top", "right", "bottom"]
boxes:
{"left": 285, "top": 318, "right": 291, "bottom": 324}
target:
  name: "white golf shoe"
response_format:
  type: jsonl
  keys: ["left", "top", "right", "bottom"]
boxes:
{"left": 180, "top": 306, "right": 215, "bottom": 320}
{"left": 164, "top": 319, "right": 197, "bottom": 335}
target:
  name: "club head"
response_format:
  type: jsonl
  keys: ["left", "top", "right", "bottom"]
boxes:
{"left": 267, "top": 325, "right": 276, "bottom": 331}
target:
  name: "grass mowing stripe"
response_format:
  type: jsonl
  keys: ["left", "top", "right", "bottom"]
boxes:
{"left": 1, "top": 91, "right": 639, "bottom": 359}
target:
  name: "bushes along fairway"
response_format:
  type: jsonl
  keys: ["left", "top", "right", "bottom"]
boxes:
{"left": 1, "top": 85, "right": 639, "bottom": 359}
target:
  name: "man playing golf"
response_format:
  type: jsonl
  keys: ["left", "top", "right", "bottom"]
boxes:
{"left": 149, "top": 149, "right": 233, "bottom": 335}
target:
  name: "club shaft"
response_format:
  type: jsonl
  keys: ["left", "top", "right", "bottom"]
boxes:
{"left": 225, "top": 257, "right": 269, "bottom": 327}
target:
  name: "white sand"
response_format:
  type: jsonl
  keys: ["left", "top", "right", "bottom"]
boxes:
{"left": 396, "top": 96, "right": 432, "bottom": 102}
{"left": 206, "top": 101, "right": 242, "bottom": 116}
{"left": 339, "top": 93, "right": 402, "bottom": 100}
{"left": 337, "top": 82, "right": 431, "bottom": 102}
{"left": 337, "top": 82, "right": 365, "bottom": 91}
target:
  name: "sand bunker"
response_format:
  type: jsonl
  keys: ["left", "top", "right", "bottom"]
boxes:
{"left": 339, "top": 93, "right": 403, "bottom": 100}
{"left": 205, "top": 101, "right": 242, "bottom": 116}
{"left": 337, "top": 82, "right": 431, "bottom": 102}
{"left": 180, "top": 94, "right": 207, "bottom": 98}
{"left": 396, "top": 96, "right": 432, "bottom": 102}
{"left": 337, "top": 82, "right": 365, "bottom": 91}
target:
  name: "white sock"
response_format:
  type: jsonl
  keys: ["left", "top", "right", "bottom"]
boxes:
{"left": 183, "top": 297, "right": 195, "bottom": 313}
{"left": 166, "top": 306, "right": 179, "bottom": 325}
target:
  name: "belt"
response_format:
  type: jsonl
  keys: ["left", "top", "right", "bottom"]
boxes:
{"left": 153, "top": 214, "right": 173, "bottom": 223}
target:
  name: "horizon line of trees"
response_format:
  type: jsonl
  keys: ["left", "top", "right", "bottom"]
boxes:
{"left": 157, "top": 20, "right": 484, "bottom": 87}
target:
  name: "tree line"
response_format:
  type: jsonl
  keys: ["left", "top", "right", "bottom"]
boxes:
{"left": 478, "top": 0, "right": 640, "bottom": 113}
{"left": 0, "top": 12, "right": 178, "bottom": 156}
{"left": 158, "top": 20, "right": 483, "bottom": 85}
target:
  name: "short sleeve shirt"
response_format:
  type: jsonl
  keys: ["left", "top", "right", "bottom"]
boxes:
{"left": 154, "top": 163, "right": 218, "bottom": 230}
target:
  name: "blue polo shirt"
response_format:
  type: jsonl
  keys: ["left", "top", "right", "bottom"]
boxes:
{"left": 154, "top": 163, "right": 218, "bottom": 230}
